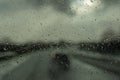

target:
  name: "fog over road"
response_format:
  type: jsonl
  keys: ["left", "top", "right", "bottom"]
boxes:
{"left": 0, "top": 50, "right": 120, "bottom": 80}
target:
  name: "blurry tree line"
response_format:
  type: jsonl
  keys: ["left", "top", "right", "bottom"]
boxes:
{"left": 0, "top": 28, "right": 119, "bottom": 56}
{"left": 78, "top": 28, "right": 120, "bottom": 55}
{"left": 0, "top": 39, "right": 73, "bottom": 54}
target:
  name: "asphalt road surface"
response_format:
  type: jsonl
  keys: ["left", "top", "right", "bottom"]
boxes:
{"left": 0, "top": 50, "right": 120, "bottom": 80}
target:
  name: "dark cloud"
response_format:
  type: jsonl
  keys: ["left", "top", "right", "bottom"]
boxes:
{"left": 94, "top": 0, "right": 120, "bottom": 14}
{"left": 50, "top": 0, "right": 73, "bottom": 15}
{"left": 28, "top": 0, "right": 73, "bottom": 15}
{"left": 28, "top": 0, "right": 46, "bottom": 6}
{"left": 101, "top": 0, "right": 120, "bottom": 6}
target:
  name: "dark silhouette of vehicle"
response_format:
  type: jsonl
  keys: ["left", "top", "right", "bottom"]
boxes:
{"left": 49, "top": 53, "right": 70, "bottom": 80}
{"left": 52, "top": 53, "right": 70, "bottom": 71}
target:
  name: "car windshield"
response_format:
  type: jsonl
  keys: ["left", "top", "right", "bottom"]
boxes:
{"left": 0, "top": 0, "right": 120, "bottom": 80}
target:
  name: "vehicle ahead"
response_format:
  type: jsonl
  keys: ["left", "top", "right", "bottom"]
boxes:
{"left": 49, "top": 53, "right": 71, "bottom": 80}
{"left": 52, "top": 53, "right": 70, "bottom": 71}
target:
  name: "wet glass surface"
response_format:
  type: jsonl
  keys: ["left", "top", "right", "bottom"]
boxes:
{"left": 0, "top": 0, "right": 120, "bottom": 80}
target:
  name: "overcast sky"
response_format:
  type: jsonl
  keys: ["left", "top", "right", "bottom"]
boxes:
{"left": 0, "top": 0, "right": 120, "bottom": 43}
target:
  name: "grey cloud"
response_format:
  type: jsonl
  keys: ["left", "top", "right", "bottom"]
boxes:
{"left": 94, "top": 0, "right": 120, "bottom": 15}
{"left": 27, "top": 0, "right": 46, "bottom": 6}
{"left": 28, "top": 0, "right": 73, "bottom": 15}
{"left": 50, "top": 0, "right": 73, "bottom": 15}
{"left": 0, "top": 0, "right": 73, "bottom": 15}
{"left": 101, "top": 0, "right": 120, "bottom": 5}
{"left": 0, "top": 1, "right": 15, "bottom": 12}
{"left": 100, "top": 0, "right": 120, "bottom": 9}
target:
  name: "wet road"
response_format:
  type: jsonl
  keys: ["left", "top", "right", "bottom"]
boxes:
{"left": 0, "top": 51, "right": 120, "bottom": 80}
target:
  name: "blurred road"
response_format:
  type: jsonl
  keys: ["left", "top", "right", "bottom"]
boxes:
{"left": 0, "top": 50, "right": 120, "bottom": 80}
